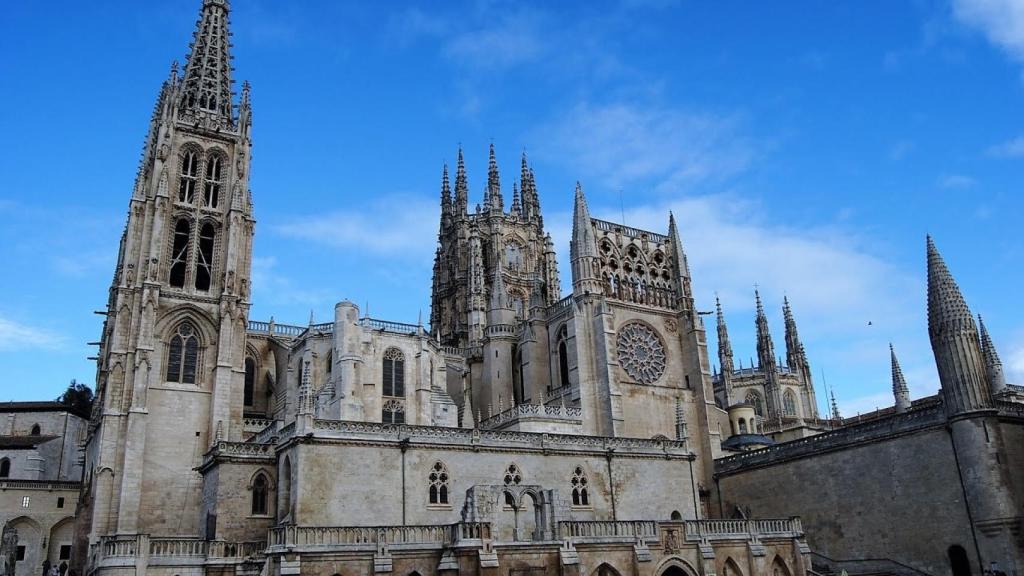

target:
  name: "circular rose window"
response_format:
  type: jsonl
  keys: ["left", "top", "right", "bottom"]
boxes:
{"left": 616, "top": 322, "right": 667, "bottom": 384}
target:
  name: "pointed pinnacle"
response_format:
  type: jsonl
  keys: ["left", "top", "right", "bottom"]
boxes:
{"left": 927, "top": 236, "right": 974, "bottom": 339}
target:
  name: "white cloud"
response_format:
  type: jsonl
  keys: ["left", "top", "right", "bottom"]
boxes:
{"left": 987, "top": 135, "right": 1024, "bottom": 157}
{"left": 938, "top": 173, "right": 976, "bottom": 189}
{"left": 952, "top": 0, "right": 1024, "bottom": 63}
{"left": 444, "top": 11, "right": 547, "bottom": 69}
{"left": 0, "top": 316, "right": 65, "bottom": 351}
{"left": 1007, "top": 339, "right": 1024, "bottom": 383}
{"left": 249, "top": 256, "right": 333, "bottom": 310}
{"left": 273, "top": 193, "right": 439, "bottom": 261}
{"left": 535, "top": 101, "right": 752, "bottom": 192}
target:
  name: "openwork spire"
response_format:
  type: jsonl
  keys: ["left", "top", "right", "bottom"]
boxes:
{"left": 755, "top": 289, "right": 777, "bottom": 372}
{"left": 890, "top": 343, "right": 911, "bottom": 413}
{"left": 487, "top": 143, "right": 503, "bottom": 211}
{"left": 440, "top": 163, "right": 452, "bottom": 213}
{"left": 511, "top": 181, "right": 522, "bottom": 215}
{"left": 926, "top": 236, "right": 991, "bottom": 414}
{"left": 716, "top": 295, "right": 735, "bottom": 406}
{"left": 783, "top": 296, "right": 807, "bottom": 369}
{"left": 454, "top": 147, "right": 468, "bottom": 214}
{"left": 978, "top": 315, "right": 1007, "bottom": 395}
{"left": 180, "top": 0, "right": 235, "bottom": 122}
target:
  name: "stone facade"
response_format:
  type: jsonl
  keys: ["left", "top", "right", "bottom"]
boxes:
{"left": 0, "top": 403, "right": 86, "bottom": 576}
{"left": 65, "top": 2, "right": 1021, "bottom": 576}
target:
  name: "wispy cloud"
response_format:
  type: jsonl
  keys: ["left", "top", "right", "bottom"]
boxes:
{"left": 535, "top": 101, "right": 752, "bottom": 193}
{"left": 938, "top": 173, "right": 976, "bottom": 189}
{"left": 0, "top": 316, "right": 66, "bottom": 351}
{"left": 273, "top": 193, "right": 439, "bottom": 261}
{"left": 987, "top": 135, "right": 1024, "bottom": 158}
{"left": 1006, "top": 337, "right": 1024, "bottom": 384}
{"left": 444, "top": 10, "right": 547, "bottom": 69}
{"left": 250, "top": 256, "right": 333, "bottom": 310}
{"left": 952, "top": 0, "right": 1024, "bottom": 64}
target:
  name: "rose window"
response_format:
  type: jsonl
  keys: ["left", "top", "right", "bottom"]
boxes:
{"left": 616, "top": 322, "right": 666, "bottom": 384}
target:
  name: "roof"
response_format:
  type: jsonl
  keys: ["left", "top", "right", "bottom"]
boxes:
{"left": 722, "top": 434, "right": 776, "bottom": 451}
{"left": 0, "top": 401, "right": 89, "bottom": 420}
{"left": 0, "top": 435, "right": 60, "bottom": 449}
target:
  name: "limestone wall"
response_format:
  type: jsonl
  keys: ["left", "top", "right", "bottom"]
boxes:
{"left": 716, "top": 425, "right": 972, "bottom": 575}
{"left": 0, "top": 481, "right": 79, "bottom": 576}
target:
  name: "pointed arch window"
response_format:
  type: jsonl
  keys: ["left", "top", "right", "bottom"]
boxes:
{"left": 383, "top": 348, "right": 405, "bottom": 397}
{"left": 195, "top": 222, "right": 215, "bottom": 291}
{"left": 503, "top": 463, "right": 522, "bottom": 506}
{"left": 428, "top": 461, "right": 450, "bottom": 505}
{"left": 169, "top": 219, "right": 192, "bottom": 288}
{"left": 251, "top": 473, "right": 269, "bottom": 516}
{"left": 166, "top": 322, "right": 200, "bottom": 384}
{"left": 571, "top": 466, "right": 589, "bottom": 507}
{"left": 745, "top": 391, "right": 763, "bottom": 417}
{"left": 783, "top": 390, "right": 798, "bottom": 417}
{"left": 178, "top": 150, "right": 199, "bottom": 203}
{"left": 244, "top": 357, "right": 256, "bottom": 407}
{"left": 382, "top": 399, "right": 405, "bottom": 424}
{"left": 0, "top": 458, "right": 10, "bottom": 478}
{"left": 203, "top": 154, "right": 222, "bottom": 208}
{"left": 557, "top": 325, "right": 569, "bottom": 389}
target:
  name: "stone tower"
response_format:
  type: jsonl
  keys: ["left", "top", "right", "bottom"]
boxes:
{"left": 926, "top": 236, "right": 1020, "bottom": 569}
{"left": 80, "top": 0, "right": 254, "bottom": 543}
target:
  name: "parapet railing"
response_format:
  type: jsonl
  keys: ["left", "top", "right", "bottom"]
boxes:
{"left": 592, "top": 217, "right": 669, "bottom": 243}
{"left": 359, "top": 317, "right": 427, "bottom": 336}
{"left": 681, "top": 518, "right": 803, "bottom": 541}
{"left": 558, "top": 520, "right": 658, "bottom": 541}
{"left": 0, "top": 479, "right": 80, "bottom": 491}
{"left": 557, "top": 518, "right": 802, "bottom": 544}
{"left": 247, "top": 320, "right": 307, "bottom": 337}
{"left": 267, "top": 522, "right": 491, "bottom": 550}
{"left": 478, "top": 402, "right": 583, "bottom": 429}
{"left": 92, "top": 536, "right": 265, "bottom": 568}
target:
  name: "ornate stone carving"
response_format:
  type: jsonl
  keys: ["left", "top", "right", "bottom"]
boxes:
{"left": 616, "top": 322, "right": 667, "bottom": 384}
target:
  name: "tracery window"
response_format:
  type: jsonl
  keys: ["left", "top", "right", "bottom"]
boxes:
{"left": 745, "top": 391, "right": 763, "bottom": 417}
{"left": 783, "top": 390, "right": 798, "bottom": 417}
{"left": 178, "top": 150, "right": 199, "bottom": 203}
{"left": 0, "top": 458, "right": 9, "bottom": 478}
{"left": 382, "top": 399, "right": 405, "bottom": 424}
{"left": 169, "top": 219, "right": 192, "bottom": 288}
{"left": 571, "top": 466, "right": 589, "bottom": 506}
{"left": 616, "top": 322, "right": 667, "bottom": 384}
{"left": 503, "top": 463, "right": 522, "bottom": 506}
{"left": 382, "top": 347, "right": 405, "bottom": 397}
{"left": 244, "top": 357, "right": 256, "bottom": 407}
{"left": 428, "top": 461, "right": 450, "bottom": 505}
{"left": 194, "top": 222, "right": 215, "bottom": 291}
{"left": 203, "top": 154, "right": 222, "bottom": 208}
{"left": 251, "top": 473, "right": 269, "bottom": 515}
{"left": 166, "top": 322, "right": 200, "bottom": 384}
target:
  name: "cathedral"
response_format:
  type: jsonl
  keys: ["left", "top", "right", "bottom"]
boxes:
{"left": 12, "top": 1, "right": 1014, "bottom": 576}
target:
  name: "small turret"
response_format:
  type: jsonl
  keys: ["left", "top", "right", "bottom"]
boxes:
{"left": 454, "top": 147, "right": 468, "bottom": 216}
{"left": 890, "top": 343, "right": 911, "bottom": 413}
{"left": 511, "top": 181, "right": 522, "bottom": 216}
{"left": 487, "top": 143, "right": 503, "bottom": 212}
{"left": 978, "top": 315, "right": 1007, "bottom": 395}
{"left": 716, "top": 296, "right": 735, "bottom": 406}
{"left": 439, "top": 163, "right": 452, "bottom": 224}
{"left": 926, "top": 236, "right": 991, "bottom": 415}
{"left": 570, "top": 183, "right": 602, "bottom": 295}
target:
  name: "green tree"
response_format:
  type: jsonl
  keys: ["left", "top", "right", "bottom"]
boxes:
{"left": 56, "top": 379, "right": 94, "bottom": 416}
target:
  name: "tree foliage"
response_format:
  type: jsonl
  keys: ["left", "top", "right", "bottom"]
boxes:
{"left": 57, "top": 379, "right": 94, "bottom": 416}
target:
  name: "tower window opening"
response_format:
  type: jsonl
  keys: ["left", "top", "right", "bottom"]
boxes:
{"left": 244, "top": 357, "right": 256, "bottom": 407}
{"left": 194, "top": 223, "right": 215, "bottom": 291}
{"left": 169, "top": 219, "right": 192, "bottom": 288}
{"left": 178, "top": 151, "right": 199, "bottom": 203}
{"left": 203, "top": 155, "right": 221, "bottom": 208}
{"left": 571, "top": 466, "right": 589, "bottom": 506}
{"left": 251, "top": 473, "right": 268, "bottom": 516}
{"left": 167, "top": 322, "right": 200, "bottom": 384}
{"left": 383, "top": 348, "right": 405, "bottom": 397}
{"left": 428, "top": 461, "right": 450, "bottom": 505}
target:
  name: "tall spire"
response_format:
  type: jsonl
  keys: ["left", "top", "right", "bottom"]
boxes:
{"left": 454, "top": 146, "right": 468, "bottom": 215}
{"left": 667, "top": 212, "right": 694, "bottom": 312}
{"left": 487, "top": 143, "right": 503, "bottom": 212}
{"left": 890, "top": 343, "right": 911, "bottom": 413}
{"left": 830, "top": 389, "right": 841, "bottom": 420}
{"left": 440, "top": 163, "right": 452, "bottom": 219}
{"left": 755, "top": 288, "right": 782, "bottom": 419}
{"left": 716, "top": 296, "right": 735, "bottom": 406}
{"left": 570, "top": 183, "right": 601, "bottom": 294}
{"left": 180, "top": 0, "right": 235, "bottom": 123}
{"left": 783, "top": 296, "right": 805, "bottom": 368}
{"left": 926, "top": 236, "right": 991, "bottom": 415}
{"left": 511, "top": 180, "right": 522, "bottom": 216}
{"left": 978, "top": 315, "right": 1007, "bottom": 395}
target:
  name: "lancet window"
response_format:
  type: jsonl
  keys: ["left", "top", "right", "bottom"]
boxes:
{"left": 382, "top": 399, "right": 405, "bottom": 424}
{"left": 244, "top": 357, "right": 256, "bottom": 407}
{"left": 383, "top": 348, "right": 405, "bottom": 397}
{"left": 428, "top": 461, "right": 450, "bottom": 505}
{"left": 503, "top": 463, "right": 523, "bottom": 506}
{"left": 571, "top": 466, "right": 589, "bottom": 506}
{"left": 178, "top": 150, "right": 199, "bottom": 203}
{"left": 556, "top": 325, "right": 569, "bottom": 389}
{"left": 251, "top": 473, "right": 269, "bottom": 516}
{"left": 166, "top": 322, "right": 200, "bottom": 384}
{"left": 746, "top": 391, "right": 763, "bottom": 416}
{"left": 783, "top": 390, "right": 798, "bottom": 417}
{"left": 203, "top": 154, "right": 222, "bottom": 208}
{"left": 169, "top": 219, "right": 192, "bottom": 288}
{"left": 194, "top": 223, "right": 216, "bottom": 291}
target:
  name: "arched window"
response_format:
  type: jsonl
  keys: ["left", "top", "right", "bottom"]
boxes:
{"left": 244, "top": 357, "right": 256, "bottom": 407}
{"left": 251, "top": 473, "right": 268, "bottom": 515}
{"left": 326, "top": 350, "right": 333, "bottom": 377}
{"left": 506, "top": 242, "right": 522, "bottom": 270}
{"left": 783, "top": 390, "right": 798, "bottom": 417}
{"left": 194, "top": 222, "right": 215, "bottom": 291}
{"left": 557, "top": 326, "right": 569, "bottom": 389}
{"left": 503, "top": 464, "right": 522, "bottom": 506}
{"left": 745, "top": 391, "right": 763, "bottom": 417}
{"left": 166, "top": 322, "right": 200, "bottom": 384}
{"left": 383, "top": 348, "right": 405, "bottom": 397}
{"left": 178, "top": 150, "right": 199, "bottom": 203}
{"left": 738, "top": 418, "right": 748, "bottom": 434}
{"left": 169, "top": 219, "right": 192, "bottom": 288}
{"left": 0, "top": 458, "right": 10, "bottom": 478}
{"left": 428, "top": 461, "right": 450, "bottom": 505}
{"left": 30, "top": 424, "right": 40, "bottom": 436}
{"left": 571, "top": 466, "right": 589, "bottom": 506}
{"left": 203, "top": 154, "right": 222, "bottom": 208}
{"left": 670, "top": 510, "right": 683, "bottom": 521}
{"left": 382, "top": 399, "right": 405, "bottom": 424}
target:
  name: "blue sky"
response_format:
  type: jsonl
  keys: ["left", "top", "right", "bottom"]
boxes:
{"left": 1, "top": 0, "right": 1021, "bottom": 415}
